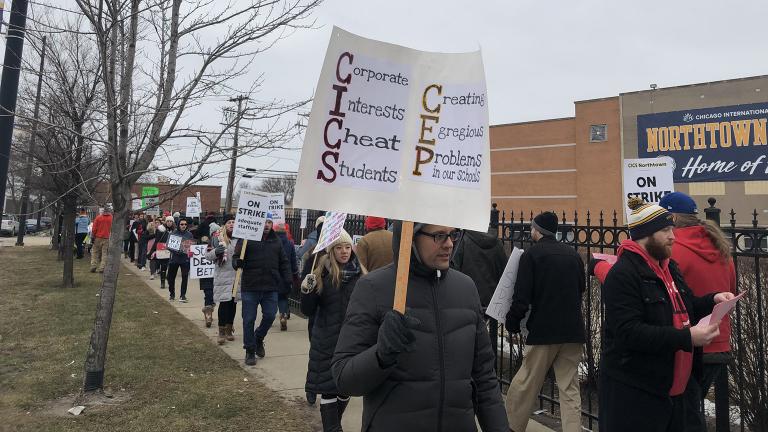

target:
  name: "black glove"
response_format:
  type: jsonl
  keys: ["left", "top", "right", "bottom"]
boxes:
{"left": 214, "top": 244, "right": 225, "bottom": 256}
{"left": 587, "top": 258, "right": 604, "bottom": 276}
{"left": 376, "top": 310, "right": 420, "bottom": 368}
{"left": 504, "top": 312, "right": 521, "bottom": 335}
{"left": 232, "top": 257, "right": 247, "bottom": 270}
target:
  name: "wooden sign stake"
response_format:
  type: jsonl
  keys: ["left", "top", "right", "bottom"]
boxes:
{"left": 393, "top": 221, "right": 414, "bottom": 313}
{"left": 231, "top": 239, "right": 249, "bottom": 297}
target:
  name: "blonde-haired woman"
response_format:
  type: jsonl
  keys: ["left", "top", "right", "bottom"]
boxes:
{"left": 301, "top": 230, "right": 366, "bottom": 431}
{"left": 206, "top": 215, "right": 238, "bottom": 344}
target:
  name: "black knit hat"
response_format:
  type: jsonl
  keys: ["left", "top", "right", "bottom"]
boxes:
{"left": 532, "top": 211, "right": 558, "bottom": 237}
{"left": 223, "top": 214, "right": 235, "bottom": 223}
{"left": 627, "top": 197, "right": 674, "bottom": 240}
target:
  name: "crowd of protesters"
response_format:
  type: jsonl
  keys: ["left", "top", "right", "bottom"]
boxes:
{"left": 62, "top": 190, "right": 741, "bottom": 432}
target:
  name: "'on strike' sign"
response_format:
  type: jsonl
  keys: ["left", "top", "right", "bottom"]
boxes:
{"left": 622, "top": 157, "right": 675, "bottom": 218}
{"left": 233, "top": 190, "right": 269, "bottom": 241}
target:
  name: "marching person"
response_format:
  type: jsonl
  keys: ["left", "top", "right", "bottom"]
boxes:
{"left": 199, "top": 234, "right": 216, "bottom": 328}
{"left": 147, "top": 218, "right": 158, "bottom": 279}
{"left": 136, "top": 214, "right": 151, "bottom": 270}
{"left": 207, "top": 215, "right": 238, "bottom": 345}
{"left": 504, "top": 211, "right": 585, "bottom": 432}
{"left": 598, "top": 197, "right": 734, "bottom": 432}
{"left": 332, "top": 221, "right": 509, "bottom": 431}
{"left": 452, "top": 227, "right": 508, "bottom": 309}
{"left": 167, "top": 218, "right": 194, "bottom": 302}
{"left": 275, "top": 222, "right": 299, "bottom": 331}
{"left": 90, "top": 206, "right": 112, "bottom": 273}
{"left": 149, "top": 216, "right": 174, "bottom": 289}
{"left": 355, "top": 216, "right": 394, "bottom": 272}
{"left": 74, "top": 208, "right": 90, "bottom": 259}
{"left": 301, "top": 230, "right": 366, "bottom": 431}
{"left": 232, "top": 214, "right": 292, "bottom": 366}
{"left": 298, "top": 215, "right": 325, "bottom": 272}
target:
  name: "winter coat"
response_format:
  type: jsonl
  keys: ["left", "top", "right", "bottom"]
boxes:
{"left": 302, "top": 254, "right": 363, "bottom": 394}
{"left": 206, "top": 227, "right": 238, "bottom": 303}
{"left": 451, "top": 230, "right": 508, "bottom": 307}
{"left": 234, "top": 230, "right": 291, "bottom": 293}
{"left": 168, "top": 229, "right": 195, "bottom": 265}
{"left": 148, "top": 225, "right": 169, "bottom": 260}
{"left": 356, "top": 229, "right": 394, "bottom": 272}
{"left": 505, "top": 236, "right": 586, "bottom": 344}
{"left": 277, "top": 231, "right": 299, "bottom": 276}
{"left": 601, "top": 249, "right": 715, "bottom": 398}
{"left": 332, "top": 222, "right": 509, "bottom": 432}
{"left": 672, "top": 226, "right": 736, "bottom": 353}
{"left": 297, "top": 229, "right": 319, "bottom": 266}
{"left": 75, "top": 215, "right": 90, "bottom": 234}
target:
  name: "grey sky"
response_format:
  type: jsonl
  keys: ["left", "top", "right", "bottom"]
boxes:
{"left": 5, "top": 0, "right": 768, "bottom": 194}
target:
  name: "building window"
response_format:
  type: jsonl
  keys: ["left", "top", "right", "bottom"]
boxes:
{"left": 745, "top": 181, "right": 768, "bottom": 195}
{"left": 688, "top": 182, "right": 725, "bottom": 196}
{"left": 590, "top": 124, "right": 607, "bottom": 142}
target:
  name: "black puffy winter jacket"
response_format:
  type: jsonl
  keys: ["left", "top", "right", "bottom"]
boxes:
{"left": 332, "top": 222, "right": 509, "bottom": 432}
{"left": 233, "top": 230, "right": 291, "bottom": 292}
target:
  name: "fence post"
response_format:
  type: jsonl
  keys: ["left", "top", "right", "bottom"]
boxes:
{"left": 489, "top": 203, "right": 500, "bottom": 237}
{"left": 704, "top": 197, "right": 721, "bottom": 226}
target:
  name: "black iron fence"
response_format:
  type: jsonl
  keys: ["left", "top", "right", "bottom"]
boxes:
{"left": 493, "top": 201, "right": 767, "bottom": 432}
{"left": 284, "top": 202, "right": 767, "bottom": 431}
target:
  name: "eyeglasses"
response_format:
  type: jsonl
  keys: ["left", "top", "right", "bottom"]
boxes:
{"left": 417, "top": 229, "right": 462, "bottom": 244}
{"left": 179, "top": 223, "right": 187, "bottom": 226}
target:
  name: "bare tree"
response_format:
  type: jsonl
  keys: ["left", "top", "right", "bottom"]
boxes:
{"left": 258, "top": 174, "right": 296, "bottom": 206}
{"left": 53, "top": 0, "right": 323, "bottom": 398}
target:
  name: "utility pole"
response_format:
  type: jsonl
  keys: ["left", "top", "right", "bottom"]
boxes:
{"left": 0, "top": 0, "right": 29, "bottom": 216}
{"left": 223, "top": 95, "right": 248, "bottom": 213}
{"left": 16, "top": 36, "right": 46, "bottom": 246}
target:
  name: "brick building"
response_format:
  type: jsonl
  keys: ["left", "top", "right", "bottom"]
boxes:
{"left": 94, "top": 182, "right": 222, "bottom": 216}
{"left": 491, "top": 75, "right": 768, "bottom": 225}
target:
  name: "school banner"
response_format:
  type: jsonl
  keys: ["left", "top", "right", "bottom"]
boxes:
{"left": 293, "top": 27, "right": 490, "bottom": 232}
{"left": 638, "top": 102, "right": 768, "bottom": 182}
{"left": 622, "top": 157, "right": 675, "bottom": 218}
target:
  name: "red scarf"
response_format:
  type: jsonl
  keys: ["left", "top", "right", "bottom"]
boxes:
{"left": 618, "top": 239, "right": 692, "bottom": 396}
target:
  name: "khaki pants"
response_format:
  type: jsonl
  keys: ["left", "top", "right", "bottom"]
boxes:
{"left": 91, "top": 237, "right": 109, "bottom": 271}
{"left": 505, "top": 343, "right": 583, "bottom": 432}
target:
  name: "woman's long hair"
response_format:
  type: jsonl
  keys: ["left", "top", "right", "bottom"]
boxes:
{"left": 673, "top": 214, "right": 731, "bottom": 260}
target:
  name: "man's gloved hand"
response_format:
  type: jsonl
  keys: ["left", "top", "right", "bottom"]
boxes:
{"left": 232, "top": 257, "right": 247, "bottom": 270}
{"left": 301, "top": 274, "right": 317, "bottom": 293}
{"left": 587, "top": 258, "right": 605, "bottom": 277}
{"left": 376, "top": 310, "right": 421, "bottom": 368}
{"left": 214, "top": 244, "right": 226, "bottom": 256}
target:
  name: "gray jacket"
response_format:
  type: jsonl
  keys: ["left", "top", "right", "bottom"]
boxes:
{"left": 205, "top": 229, "right": 238, "bottom": 303}
{"left": 332, "top": 222, "right": 508, "bottom": 432}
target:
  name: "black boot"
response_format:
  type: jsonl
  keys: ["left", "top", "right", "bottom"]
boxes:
{"left": 337, "top": 396, "right": 349, "bottom": 418}
{"left": 244, "top": 349, "right": 256, "bottom": 366}
{"left": 320, "top": 400, "right": 342, "bottom": 432}
{"left": 255, "top": 338, "right": 266, "bottom": 358}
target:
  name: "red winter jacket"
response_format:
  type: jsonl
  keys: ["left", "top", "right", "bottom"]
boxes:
{"left": 672, "top": 226, "right": 736, "bottom": 353}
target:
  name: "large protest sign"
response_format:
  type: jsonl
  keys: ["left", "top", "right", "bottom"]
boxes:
{"left": 293, "top": 27, "right": 490, "bottom": 232}
{"left": 189, "top": 245, "right": 215, "bottom": 279}
{"left": 622, "top": 157, "right": 675, "bottom": 217}
{"left": 638, "top": 102, "right": 768, "bottom": 182}
{"left": 268, "top": 193, "right": 286, "bottom": 224}
{"left": 314, "top": 211, "right": 347, "bottom": 253}
{"left": 233, "top": 190, "right": 269, "bottom": 241}
{"left": 186, "top": 197, "right": 201, "bottom": 217}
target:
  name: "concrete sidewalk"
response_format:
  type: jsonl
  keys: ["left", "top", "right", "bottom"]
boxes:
{"left": 122, "top": 257, "right": 553, "bottom": 432}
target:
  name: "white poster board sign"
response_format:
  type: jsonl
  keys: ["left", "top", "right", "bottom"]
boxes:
{"left": 189, "top": 244, "right": 215, "bottom": 279}
{"left": 486, "top": 248, "right": 525, "bottom": 326}
{"left": 622, "top": 157, "right": 675, "bottom": 218}
{"left": 314, "top": 211, "right": 348, "bottom": 253}
{"left": 293, "top": 27, "right": 490, "bottom": 232}
{"left": 352, "top": 234, "right": 363, "bottom": 246}
{"left": 131, "top": 193, "right": 142, "bottom": 211}
{"left": 268, "top": 193, "right": 285, "bottom": 224}
{"left": 233, "top": 190, "right": 269, "bottom": 241}
{"left": 186, "top": 197, "right": 201, "bottom": 218}
{"left": 144, "top": 197, "right": 160, "bottom": 216}
{"left": 300, "top": 209, "right": 308, "bottom": 229}
{"left": 167, "top": 234, "right": 183, "bottom": 252}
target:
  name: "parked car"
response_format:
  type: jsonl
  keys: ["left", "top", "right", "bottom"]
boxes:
{"left": 25, "top": 219, "right": 39, "bottom": 234}
{"left": 1, "top": 214, "right": 19, "bottom": 236}
{"left": 40, "top": 216, "right": 52, "bottom": 229}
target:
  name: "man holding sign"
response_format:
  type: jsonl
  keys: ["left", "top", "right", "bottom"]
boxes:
{"left": 232, "top": 212, "right": 292, "bottom": 366}
{"left": 332, "top": 221, "right": 508, "bottom": 431}
{"left": 598, "top": 197, "right": 735, "bottom": 432}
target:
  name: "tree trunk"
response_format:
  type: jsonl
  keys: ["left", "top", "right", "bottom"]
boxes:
{"left": 81, "top": 184, "right": 129, "bottom": 395}
{"left": 51, "top": 207, "right": 61, "bottom": 251}
{"left": 61, "top": 198, "right": 76, "bottom": 287}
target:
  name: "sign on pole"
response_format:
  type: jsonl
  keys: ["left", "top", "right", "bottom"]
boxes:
{"left": 314, "top": 211, "right": 347, "bottom": 254}
{"left": 233, "top": 190, "right": 269, "bottom": 241}
{"left": 189, "top": 244, "right": 215, "bottom": 279}
{"left": 486, "top": 248, "right": 525, "bottom": 324}
{"left": 622, "top": 157, "right": 675, "bottom": 217}
{"left": 268, "top": 193, "right": 285, "bottom": 224}
{"left": 131, "top": 193, "right": 142, "bottom": 211}
{"left": 144, "top": 197, "right": 160, "bottom": 216}
{"left": 186, "top": 196, "right": 201, "bottom": 217}
{"left": 293, "top": 27, "right": 490, "bottom": 232}
{"left": 299, "top": 209, "right": 308, "bottom": 229}
{"left": 141, "top": 186, "right": 160, "bottom": 207}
